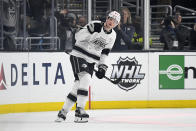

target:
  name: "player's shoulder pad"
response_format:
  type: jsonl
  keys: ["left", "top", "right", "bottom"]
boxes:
{"left": 87, "top": 20, "right": 103, "bottom": 34}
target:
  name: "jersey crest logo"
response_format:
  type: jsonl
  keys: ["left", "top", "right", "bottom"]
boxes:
{"left": 90, "top": 37, "right": 107, "bottom": 51}
{"left": 82, "top": 64, "right": 87, "bottom": 69}
{"left": 110, "top": 57, "right": 145, "bottom": 91}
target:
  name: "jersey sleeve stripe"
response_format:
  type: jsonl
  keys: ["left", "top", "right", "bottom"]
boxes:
{"left": 87, "top": 25, "right": 94, "bottom": 34}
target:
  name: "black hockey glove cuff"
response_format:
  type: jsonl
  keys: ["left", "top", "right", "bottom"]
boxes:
{"left": 95, "top": 64, "right": 108, "bottom": 79}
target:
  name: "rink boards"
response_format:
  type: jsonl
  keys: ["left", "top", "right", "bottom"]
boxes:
{"left": 0, "top": 52, "right": 196, "bottom": 113}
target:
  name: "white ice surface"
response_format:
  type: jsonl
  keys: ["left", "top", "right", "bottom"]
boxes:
{"left": 0, "top": 108, "right": 196, "bottom": 131}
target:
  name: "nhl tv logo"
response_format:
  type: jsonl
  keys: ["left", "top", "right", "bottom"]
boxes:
{"left": 110, "top": 57, "right": 145, "bottom": 91}
{"left": 0, "top": 64, "right": 7, "bottom": 90}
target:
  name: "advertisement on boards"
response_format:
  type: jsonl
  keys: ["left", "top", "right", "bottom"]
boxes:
{"left": 110, "top": 56, "right": 145, "bottom": 91}
{"left": 91, "top": 53, "right": 148, "bottom": 101}
{"left": 0, "top": 53, "right": 73, "bottom": 104}
{"left": 159, "top": 55, "right": 196, "bottom": 90}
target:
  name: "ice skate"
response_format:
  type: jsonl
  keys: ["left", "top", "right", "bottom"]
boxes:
{"left": 74, "top": 107, "right": 89, "bottom": 123}
{"left": 55, "top": 109, "right": 67, "bottom": 122}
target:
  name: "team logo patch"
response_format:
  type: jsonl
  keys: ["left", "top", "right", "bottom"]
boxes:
{"left": 110, "top": 57, "right": 145, "bottom": 91}
{"left": 90, "top": 37, "right": 107, "bottom": 51}
{"left": 82, "top": 64, "right": 87, "bottom": 68}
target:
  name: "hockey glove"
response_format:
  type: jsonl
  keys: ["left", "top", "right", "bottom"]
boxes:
{"left": 95, "top": 64, "right": 108, "bottom": 79}
{"left": 87, "top": 22, "right": 102, "bottom": 34}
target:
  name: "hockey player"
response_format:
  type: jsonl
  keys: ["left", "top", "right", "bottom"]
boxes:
{"left": 55, "top": 11, "right": 121, "bottom": 123}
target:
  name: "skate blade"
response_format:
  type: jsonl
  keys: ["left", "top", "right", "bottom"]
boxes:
{"left": 55, "top": 117, "right": 65, "bottom": 122}
{"left": 74, "top": 117, "right": 88, "bottom": 123}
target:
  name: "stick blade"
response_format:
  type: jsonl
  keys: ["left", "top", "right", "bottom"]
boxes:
{"left": 111, "top": 78, "right": 121, "bottom": 84}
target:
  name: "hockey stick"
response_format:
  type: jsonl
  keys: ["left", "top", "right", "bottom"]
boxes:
{"left": 66, "top": 52, "right": 121, "bottom": 84}
{"left": 93, "top": 69, "right": 121, "bottom": 84}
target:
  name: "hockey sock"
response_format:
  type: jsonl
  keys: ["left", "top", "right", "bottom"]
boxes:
{"left": 77, "top": 89, "right": 88, "bottom": 108}
{"left": 77, "top": 72, "right": 91, "bottom": 108}
{"left": 62, "top": 81, "right": 79, "bottom": 112}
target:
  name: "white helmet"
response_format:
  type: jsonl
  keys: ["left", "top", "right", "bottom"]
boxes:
{"left": 108, "top": 11, "right": 121, "bottom": 24}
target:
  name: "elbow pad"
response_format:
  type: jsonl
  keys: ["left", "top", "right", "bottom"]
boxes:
{"left": 87, "top": 22, "right": 102, "bottom": 34}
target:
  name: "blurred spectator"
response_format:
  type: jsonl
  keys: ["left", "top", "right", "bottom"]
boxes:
{"left": 112, "top": 8, "right": 135, "bottom": 51}
{"left": 160, "top": 16, "right": 179, "bottom": 50}
{"left": 160, "top": 12, "right": 191, "bottom": 50}
{"left": 27, "top": 0, "right": 50, "bottom": 21}
{"left": 55, "top": 9, "right": 68, "bottom": 51}
{"left": 174, "top": 11, "right": 191, "bottom": 50}
{"left": 131, "top": 15, "right": 145, "bottom": 49}
{"left": 2, "top": 0, "right": 17, "bottom": 50}
{"left": 77, "top": 16, "right": 87, "bottom": 28}
{"left": 132, "top": 15, "right": 143, "bottom": 38}
{"left": 56, "top": 10, "right": 78, "bottom": 52}
{"left": 189, "top": 22, "right": 196, "bottom": 50}
{"left": 26, "top": 0, "right": 50, "bottom": 34}
{"left": 64, "top": 12, "right": 78, "bottom": 53}
{"left": 26, "top": 0, "right": 51, "bottom": 50}
{"left": 174, "top": 11, "right": 182, "bottom": 26}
